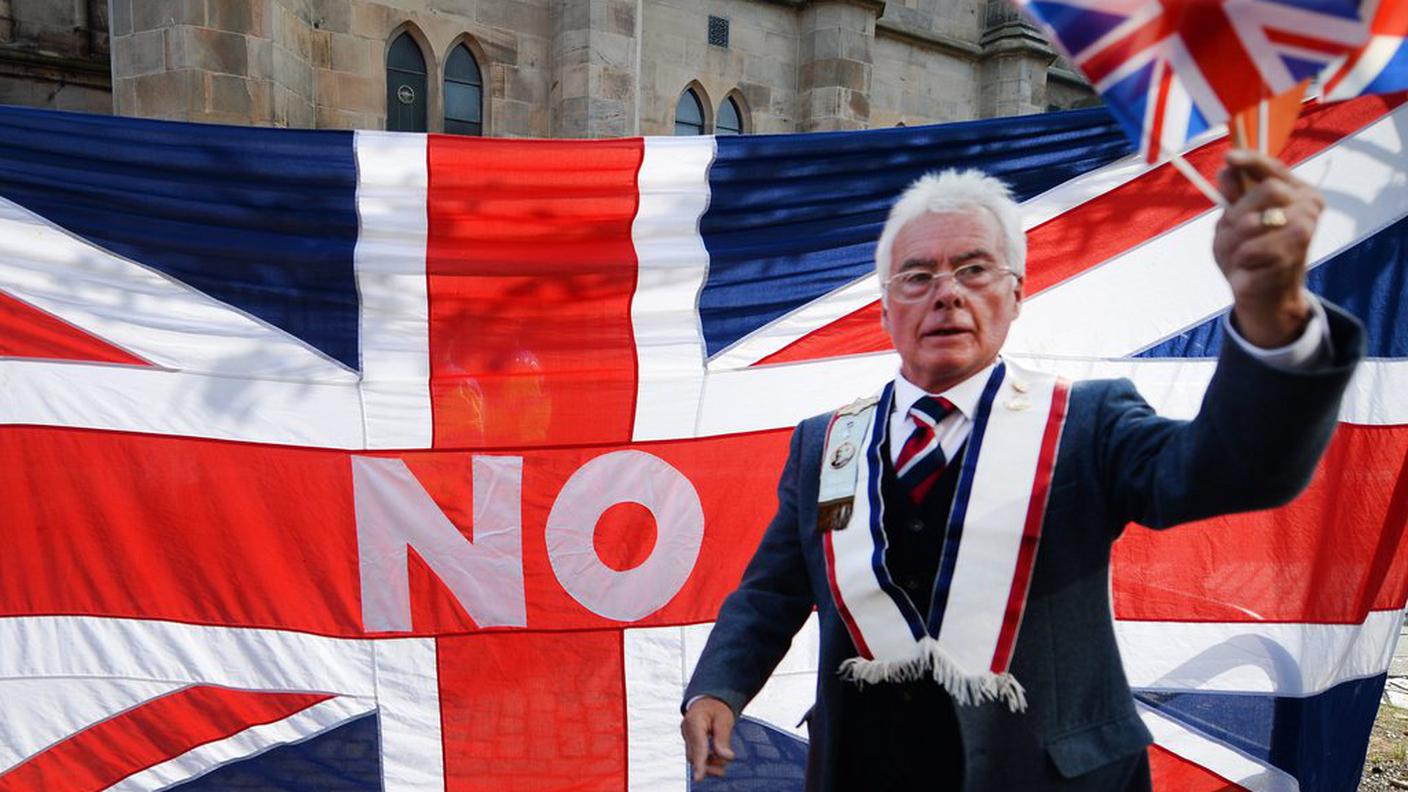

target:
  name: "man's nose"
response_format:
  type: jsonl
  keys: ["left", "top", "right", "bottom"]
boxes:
{"left": 929, "top": 274, "right": 965, "bottom": 306}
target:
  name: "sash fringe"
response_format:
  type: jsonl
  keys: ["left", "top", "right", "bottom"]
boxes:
{"left": 837, "top": 637, "right": 1028, "bottom": 713}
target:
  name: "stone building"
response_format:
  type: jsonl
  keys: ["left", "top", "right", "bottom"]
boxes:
{"left": 6, "top": 0, "right": 1095, "bottom": 136}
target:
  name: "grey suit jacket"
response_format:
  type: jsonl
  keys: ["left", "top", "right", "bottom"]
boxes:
{"left": 684, "top": 303, "right": 1364, "bottom": 792}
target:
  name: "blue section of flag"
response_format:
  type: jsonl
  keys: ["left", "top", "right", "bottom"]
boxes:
{"left": 168, "top": 712, "right": 383, "bottom": 791}
{"left": 1136, "top": 211, "right": 1408, "bottom": 358}
{"left": 1185, "top": 103, "right": 1210, "bottom": 141}
{"left": 1364, "top": 40, "right": 1408, "bottom": 94}
{"left": 1027, "top": 2, "right": 1126, "bottom": 55}
{"left": 1272, "top": 0, "right": 1368, "bottom": 21}
{"left": 1284, "top": 53, "right": 1331, "bottom": 82}
{"left": 1095, "top": 62, "right": 1155, "bottom": 158}
{"left": 690, "top": 716, "right": 807, "bottom": 791}
{"left": 0, "top": 106, "right": 362, "bottom": 371}
{"left": 697, "top": 109, "right": 1132, "bottom": 358}
{"left": 1134, "top": 673, "right": 1386, "bottom": 792}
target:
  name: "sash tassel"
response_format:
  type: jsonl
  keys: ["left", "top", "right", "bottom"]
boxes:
{"left": 838, "top": 637, "right": 1029, "bottom": 711}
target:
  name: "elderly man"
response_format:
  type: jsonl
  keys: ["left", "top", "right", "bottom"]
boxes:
{"left": 680, "top": 150, "right": 1364, "bottom": 791}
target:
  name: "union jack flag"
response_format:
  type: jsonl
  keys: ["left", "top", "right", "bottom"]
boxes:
{"left": 1326, "top": 0, "right": 1408, "bottom": 98}
{"left": 1017, "top": 0, "right": 1375, "bottom": 161}
{"left": 0, "top": 95, "right": 1405, "bottom": 791}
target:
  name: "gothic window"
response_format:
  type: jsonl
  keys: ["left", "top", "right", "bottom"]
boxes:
{"left": 386, "top": 32, "right": 427, "bottom": 132}
{"left": 444, "top": 43, "right": 483, "bottom": 136}
{"left": 675, "top": 88, "right": 704, "bottom": 136}
{"left": 716, "top": 96, "right": 744, "bottom": 136}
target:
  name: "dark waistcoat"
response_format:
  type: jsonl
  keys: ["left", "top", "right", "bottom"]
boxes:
{"left": 832, "top": 442, "right": 966, "bottom": 790}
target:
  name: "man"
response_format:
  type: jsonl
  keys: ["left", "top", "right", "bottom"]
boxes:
{"left": 680, "top": 150, "right": 1364, "bottom": 791}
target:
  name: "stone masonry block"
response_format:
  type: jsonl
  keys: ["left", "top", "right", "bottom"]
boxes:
{"left": 273, "top": 45, "right": 314, "bottom": 97}
{"left": 311, "top": 29, "right": 331, "bottom": 68}
{"left": 207, "top": 72, "right": 253, "bottom": 115}
{"left": 478, "top": 31, "right": 520, "bottom": 67}
{"left": 316, "top": 68, "right": 338, "bottom": 105}
{"left": 559, "top": 62, "right": 590, "bottom": 99}
{"left": 494, "top": 97, "right": 535, "bottom": 136}
{"left": 111, "top": 76, "right": 138, "bottom": 113}
{"left": 310, "top": 0, "right": 352, "bottom": 33}
{"left": 336, "top": 71, "right": 381, "bottom": 112}
{"left": 553, "top": 28, "right": 590, "bottom": 66}
{"left": 248, "top": 36, "right": 274, "bottom": 78}
{"left": 245, "top": 0, "right": 272, "bottom": 37}
{"left": 111, "top": 0, "right": 133, "bottom": 37}
{"left": 113, "top": 28, "right": 166, "bottom": 77}
{"left": 477, "top": 0, "right": 550, "bottom": 34}
{"left": 737, "top": 81, "right": 771, "bottom": 113}
{"left": 587, "top": 96, "right": 627, "bottom": 134}
{"left": 597, "top": 65, "right": 634, "bottom": 103}
{"left": 516, "top": 33, "right": 548, "bottom": 69}
{"left": 506, "top": 65, "right": 544, "bottom": 103}
{"left": 591, "top": 31, "right": 635, "bottom": 71}
{"left": 848, "top": 88, "right": 869, "bottom": 118}
{"left": 554, "top": 94, "right": 589, "bottom": 136}
{"left": 842, "top": 29, "right": 872, "bottom": 61}
{"left": 168, "top": 26, "right": 249, "bottom": 75}
{"left": 802, "top": 2, "right": 844, "bottom": 32}
{"left": 207, "top": 0, "right": 254, "bottom": 34}
{"left": 329, "top": 32, "right": 371, "bottom": 73}
{"left": 808, "top": 27, "right": 841, "bottom": 61}
{"left": 129, "top": 68, "right": 199, "bottom": 117}
{"left": 554, "top": 0, "right": 590, "bottom": 34}
{"left": 602, "top": 0, "right": 637, "bottom": 37}
{"left": 839, "top": 58, "right": 869, "bottom": 90}
{"left": 350, "top": 2, "right": 394, "bottom": 39}
{"left": 742, "top": 55, "right": 791, "bottom": 87}
{"left": 133, "top": 0, "right": 207, "bottom": 31}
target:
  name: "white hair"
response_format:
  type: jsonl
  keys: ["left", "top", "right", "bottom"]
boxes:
{"left": 874, "top": 169, "right": 1027, "bottom": 284}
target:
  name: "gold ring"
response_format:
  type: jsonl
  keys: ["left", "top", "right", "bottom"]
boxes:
{"left": 1260, "top": 206, "right": 1288, "bottom": 228}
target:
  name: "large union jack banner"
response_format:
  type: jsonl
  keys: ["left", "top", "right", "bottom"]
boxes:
{"left": 0, "top": 94, "right": 1405, "bottom": 791}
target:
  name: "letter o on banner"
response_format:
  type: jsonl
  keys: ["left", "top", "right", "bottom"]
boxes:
{"left": 546, "top": 450, "right": 705, "bottom": 622}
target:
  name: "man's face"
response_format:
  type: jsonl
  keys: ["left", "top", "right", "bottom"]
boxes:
{"left": 880, "top": 209, "right": 1024, "bottom": 393}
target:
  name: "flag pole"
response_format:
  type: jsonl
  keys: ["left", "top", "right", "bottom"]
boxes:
{"left": 1163, "top": 148, "right": 1228, "bottom": 209}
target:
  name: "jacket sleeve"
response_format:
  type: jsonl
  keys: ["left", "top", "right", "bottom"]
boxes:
{"left": 682, "top": 419, "right": 818, "bottom": 717}
{"left": 1098, "top": 301, "right": 1365, "bottom": 530}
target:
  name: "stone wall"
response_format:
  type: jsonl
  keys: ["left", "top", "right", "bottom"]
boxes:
{"left": 975, "top": 0, "right": 1054, "bottom": 118}
{"left": 100, "top": 0, "right": 1093, "bottom": 136}
{"left": 869, "top": 26, "right": 978, "bottom": 127}
{"left": 637, "top": 0, "right": 798, "bottom": 136}
{"left": 108, "top": 0, "right": 552, "bottom": 134}
{"left": 1046, "top": 66, "right": 1099, "bottom": 112}
{"left": 551, "top": 0, "right": 636, "bottom": 137}
{"left": 0, "top": 0, "right": 110, "bottom": 113}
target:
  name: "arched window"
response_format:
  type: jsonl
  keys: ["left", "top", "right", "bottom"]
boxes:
{"left": 674, "top": 88, "right": 704, "bottom": 136}
{"left": 386, "top": 32, "right": 427, "bottom": 132}
{"left": 716, "top": 96, "right": 743, "bottom": 135}
{"left": 444, "top": 43, "right": 483, "bottom": 136}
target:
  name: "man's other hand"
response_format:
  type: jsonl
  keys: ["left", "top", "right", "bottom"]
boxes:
{"left": 682, "top": 697, "right": 737, "bottom": 781}
{"left": 1213, "top": 148, "right": 1324, "bottom": 349}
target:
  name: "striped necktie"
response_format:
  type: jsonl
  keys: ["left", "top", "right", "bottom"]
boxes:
{"left": 895, "top": 395, "right": 955, "bottom": 503}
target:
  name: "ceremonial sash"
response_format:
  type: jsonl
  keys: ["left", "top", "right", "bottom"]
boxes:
{"left": 820, "top": 362, "right": 1071, "bottom": 712}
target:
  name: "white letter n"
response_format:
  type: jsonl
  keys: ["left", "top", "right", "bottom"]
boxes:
{"left": 351, "top": 455, "right": 526, "bottom": 632}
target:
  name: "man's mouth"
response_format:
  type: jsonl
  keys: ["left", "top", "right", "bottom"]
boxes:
{"left": 925, "top": 327, "right": 970, "bottom": 337}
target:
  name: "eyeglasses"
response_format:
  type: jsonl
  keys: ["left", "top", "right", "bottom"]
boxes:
{"left": 882, "top": 263, "right": 1017, "bottom": 303}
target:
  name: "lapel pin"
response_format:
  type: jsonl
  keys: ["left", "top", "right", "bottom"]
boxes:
{"left": 1006, "top": 396, "right": 1031, "bottom": 411}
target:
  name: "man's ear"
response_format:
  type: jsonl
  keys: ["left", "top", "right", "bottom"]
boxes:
{"left": 1012, "top": 276, "right": 1025, "bottom": 315}
{"left": 880, "top": 298, "right": 891, "bottom": 334}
